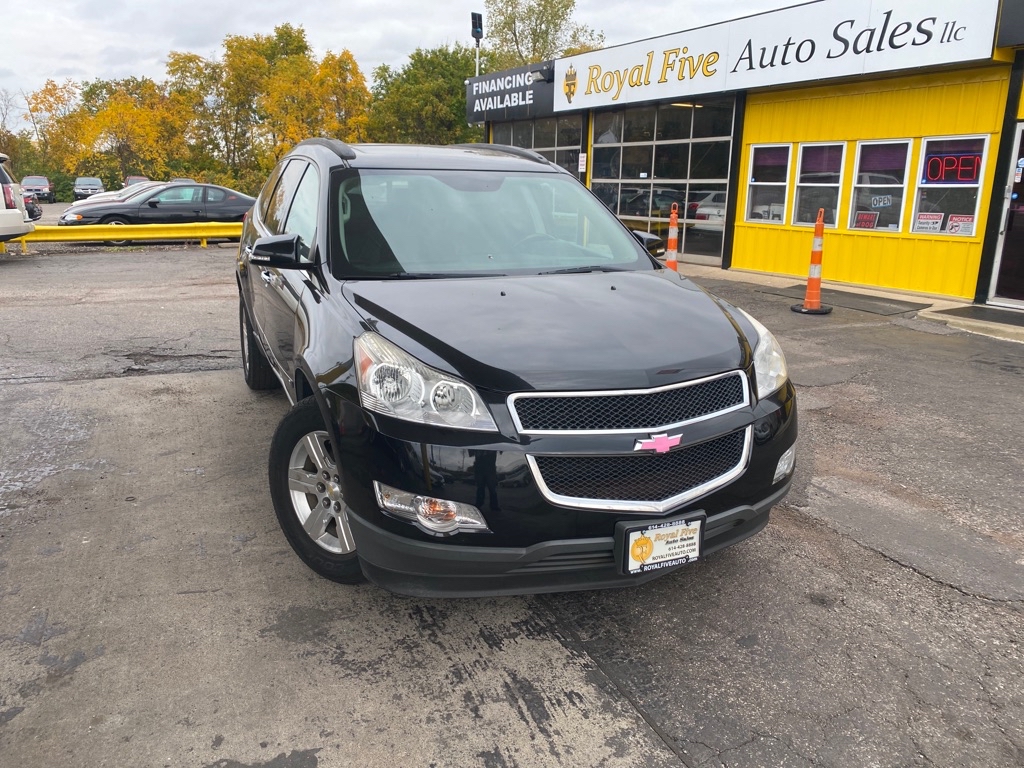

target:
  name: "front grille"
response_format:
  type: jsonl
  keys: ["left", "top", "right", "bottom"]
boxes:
{"left": 532, "top": 429, "right": 747, "bottom": 505}
{"left": 510, "top": 371, "right": 746, "bottom": 433}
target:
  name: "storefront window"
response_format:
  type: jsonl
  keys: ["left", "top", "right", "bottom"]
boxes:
{"left": 747, "top": 145, "right": 790, "bottom": 223}
{"left": 656, "top": 104, "right": 692, "bottom": 140}
{"left": 621, "top": 146, "right": 653, "bottom": 178}
{"left": 490, "top": 116, "right": 585, "bottom": 179}
{"left": 912, "top": 136, "right": 986, "bottom": 235}
{"left": 589, "top": 99, "right": 735, "bottom": 259}
{"left": 850, "top": 141, "right": 909, "bottom": 231}
{"left": 623, "top": 107, "right": 656, "bottom": 142}
{"left": 512, "top": 122, "right": 533, "bottom": 149}
{"left": 492, "top": 123, "right": 512, "bottom": 145}
{"left": 534, "top": 117, "right": 556, "bottom": 148}
{"left": 794, "top": 144, "right": 844, "bottom": 226}
{"left": 691, "top": 141, "right": 731, "bottom": 179}
{"left": 557, "top": 115, "right": 582, "bottom": 147}
{"left": 693, "top": 99, "right": 734, "bottom": 139}
{"left": 593, "top": 113, "right": 622, "bottom": 144}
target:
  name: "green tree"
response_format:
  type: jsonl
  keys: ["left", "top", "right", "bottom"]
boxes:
{"left": 483, "top": 0, "right": 604, "bottom": 69}
{"left": 367, "top": 45, "right": 483, "bottom": 145}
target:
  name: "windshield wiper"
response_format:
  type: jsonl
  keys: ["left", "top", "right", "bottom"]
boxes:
{"left": 538, "top": 265, "right": 630, "bottom": 275}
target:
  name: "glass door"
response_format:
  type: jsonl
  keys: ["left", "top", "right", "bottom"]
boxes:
{"left": 990, "top": 124, "right": 1024, "bottom": 306}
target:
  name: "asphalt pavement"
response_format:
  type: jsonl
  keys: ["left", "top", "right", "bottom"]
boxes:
{"left": 0, "top": 243, "right": 1022, "bottom": 768}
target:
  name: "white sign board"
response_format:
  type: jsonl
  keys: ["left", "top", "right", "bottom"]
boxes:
{"left": 554, "top": 0, "right": 999, "bottom": 111}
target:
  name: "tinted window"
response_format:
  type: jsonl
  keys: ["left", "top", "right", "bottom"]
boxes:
{"left": 0, "top": 165, "right": 12, "bottom": 185}
{"left": 257, "top": 160, "right": 289, "bottom": 222}
{"left": 152, "top": 186, "right": 203, "bottom": 204}
{"left": 283, "top": 165, "right": 320, "bottom": 263}
{"left": 333, "top": 170, "right": 646, "bottom": 278}
{"left": 263, "top": 161, "right": 308, "bottom": 235}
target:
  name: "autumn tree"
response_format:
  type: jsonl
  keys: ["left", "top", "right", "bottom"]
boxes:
{"left": 483, "top": 0, "right": 604, "bottom": 69}
{"left": 165, "top": 52, "right": 225, "bottom": 179}
{"left": 74, "top": 77, "right": 190, "bottom": 183}
{"left": 317, "top": 51, "right": 370, "bottom": 143}
{"left": 13, "top": 24, "right": 372, "bottom": 195}
{"left": 367, "top": 45, "right": 483, "bottom": 145}
{"left": 23, "top": 79, "right": 84, "bottom": 171}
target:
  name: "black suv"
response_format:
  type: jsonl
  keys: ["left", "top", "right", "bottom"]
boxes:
{"left": 237, "top": 139, "right": 797, "bottom": 597}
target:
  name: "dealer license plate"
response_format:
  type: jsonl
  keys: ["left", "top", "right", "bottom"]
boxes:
{"left": 621, "top": 515, "right": 703, "bottom": 575}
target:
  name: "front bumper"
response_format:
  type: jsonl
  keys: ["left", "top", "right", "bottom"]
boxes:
{"left": 333, "top": 380, "right": 796, "bottom": 597}
{"left": 352, "top": 482, "right": 787, "bottom": 597}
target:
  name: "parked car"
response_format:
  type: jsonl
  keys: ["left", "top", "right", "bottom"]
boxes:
{"left": 73, "top": 176, "right": 105, "bottom": 200}
{"left": 63, "top": 180, "right": 164, "bottom": 209}
{"left": 20, "top": 175, "right": 56, "bottom": 203}
{"left": 0, "top": 153, "right": 34, "bottom": 243}
{"left": 58, "top": 182, "right": 254, "bottom": 232}
{"left": 692, "top": 191, "right": 727, "bottom": 232}
{"left": 123, "top": 175, "right": 150, "bottom": 187}
{"left": 23, "top": 191, "right": 42, "bottom": 221}
{"left": 237, "top": 139, "right": 797, "bottom": 597}
{"left": 621, "top": 188, "right": 687, "bottom": 217}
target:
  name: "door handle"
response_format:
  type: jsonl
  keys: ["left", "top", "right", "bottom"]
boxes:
{"left": 260, "top": 270, "right": 277, "bottom": 286}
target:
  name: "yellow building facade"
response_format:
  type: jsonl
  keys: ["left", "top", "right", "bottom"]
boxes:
{"left": 734, "top": 66, "right": 1012, "bottom": 299}
{"left": 470, "top": 0, "right": 1024, "bottom": 307}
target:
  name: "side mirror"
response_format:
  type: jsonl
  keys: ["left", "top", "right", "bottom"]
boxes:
{"left": 248, "top": 233, "right": 308, "bottom": 269}
{"left": 631, "top": 229, "right": 666, "bottom": 257}
{"left": 148, "top": 200, "right": 159, "bottom": 208}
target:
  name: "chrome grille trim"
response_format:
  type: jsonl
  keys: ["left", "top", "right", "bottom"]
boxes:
{"left": 507, "top": 370, "right": 749, "bottom": 436}
{"left": 526, "top": 426, "right": 752, "bottom": 514}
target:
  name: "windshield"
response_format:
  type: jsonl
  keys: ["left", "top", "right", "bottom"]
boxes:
{"left": 77, "top": 177, "right": 102, "bottom": 186}
{"left": 331, "top": 169, "right": 648, "bottom": 279}
{"left": 23, "top": 176, "right": 47, "bottom": 185}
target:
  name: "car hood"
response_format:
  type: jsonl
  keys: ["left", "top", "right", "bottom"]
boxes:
{"left": 342, "top": 270, "right": 753, "bottom": 393}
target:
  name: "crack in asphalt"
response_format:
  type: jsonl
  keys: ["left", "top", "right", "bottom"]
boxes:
{"left": 536, "top": 598, "right": 697, "bottom": 768}
{"left": 779, "top": 504, "right": 1024, "bottom": 606}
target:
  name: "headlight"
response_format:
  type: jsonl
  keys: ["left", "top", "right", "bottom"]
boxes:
{"left": 61, "top": 212, "right": 83, "bottom": 222}
{"left": 355, "top": 331, "right": 497, "bottom": 431}
{"left": 737, "top": 309, "right": 788, "bottom": 399}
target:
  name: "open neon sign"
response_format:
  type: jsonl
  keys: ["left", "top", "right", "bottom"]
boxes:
{"left": 923, "top": 153, "right": 982, "bottom": 185}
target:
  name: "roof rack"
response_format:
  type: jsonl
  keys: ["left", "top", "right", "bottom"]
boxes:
{"left": 451, "top": 143, "right": 549, "bottom": 165}
{"left": 295, "top": 137, "right": 357, "bottom": 161}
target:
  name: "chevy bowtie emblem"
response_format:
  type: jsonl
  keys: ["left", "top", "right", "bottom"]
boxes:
{"left": 634, "top": 433, "right": 682, "bottom": 454}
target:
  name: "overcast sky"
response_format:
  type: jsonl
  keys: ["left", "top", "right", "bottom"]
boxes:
{"left": 1, "top": 0, "right": 783, "bottom": 107}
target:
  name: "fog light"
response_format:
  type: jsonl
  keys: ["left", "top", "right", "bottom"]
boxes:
{"left": 773, "top": 446, "right": 796, "bottom": 484}
{"left": 374, "top": 482, "right": 490, "bottom": 535}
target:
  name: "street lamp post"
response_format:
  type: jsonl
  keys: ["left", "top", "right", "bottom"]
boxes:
{"left": 471, "top": 12, "right": 483, "bottom": 78}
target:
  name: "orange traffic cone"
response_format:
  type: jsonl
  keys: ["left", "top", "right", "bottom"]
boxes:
{"left": 665, "top": 202, "right": 679, "bottom": 272}
{"left": 792, "top": 208, "right": 833, "bottom": 314}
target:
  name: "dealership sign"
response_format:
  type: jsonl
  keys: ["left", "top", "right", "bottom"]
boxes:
{"left": 467, "top": 62, "right": 555, "bottom": 123}
{"left": 553, "top": 0, "right": 999, "bottom": 111}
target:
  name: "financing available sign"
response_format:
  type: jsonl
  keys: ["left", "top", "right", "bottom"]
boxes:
{"left": 467, "top": 62, "right": 555, "bottom": 123}
{"left": 553, "top": 0, "right": 999, "bottom": 111}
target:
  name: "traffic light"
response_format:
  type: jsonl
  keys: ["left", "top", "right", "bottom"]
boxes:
{"left": 471, "top": 12, "right": 483, "bottom": 40}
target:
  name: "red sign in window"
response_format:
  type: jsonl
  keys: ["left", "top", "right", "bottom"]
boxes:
{"left": 923, "top": 154, "right": 982, "bottom": 185}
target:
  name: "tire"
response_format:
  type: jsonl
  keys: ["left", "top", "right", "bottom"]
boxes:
{"left": 103, "top": 216, "right": 130, "bottom": 246}
{"left": 268, "top": 397, "right": 364, "bottom": 584}
{"left": 239, "top": 295, "right": 279, "bottom": 391}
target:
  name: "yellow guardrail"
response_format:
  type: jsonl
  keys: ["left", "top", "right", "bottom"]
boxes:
{"left": 1, "top": 222, "right": 243, "bottom": 254}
